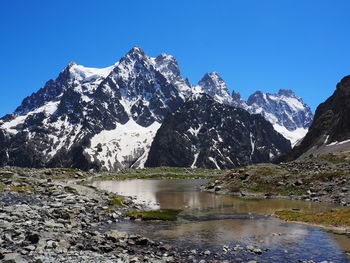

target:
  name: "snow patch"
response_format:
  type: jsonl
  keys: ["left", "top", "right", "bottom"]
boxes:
{"left": 208, "top": 157, "right": 220, "bottom": 169}
{"left": 85, "top": 120, "right": 161, "bottom": 171}
{"left": 1, "top": 101, "right": 59, "bottom": 134}
{"left": 326, "top": 138, "right": 350, "bottom": 147}
{"left": 273, "top": 124, "right": 308, "bottom": 147}
{"left": 191, "top": 152, "right": 199, "bottom": 168}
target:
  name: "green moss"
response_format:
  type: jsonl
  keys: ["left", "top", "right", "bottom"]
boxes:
{"left": 108, "top": 196, "right": 124, "bottom": 207}
{"left": 276, "top": 209, "right": 350, "bottom": 227}
{"left": 124, "top": 209, "right": 182, "bottom": 221}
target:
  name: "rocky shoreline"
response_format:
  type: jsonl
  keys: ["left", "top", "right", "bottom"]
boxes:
{"left": 0, "top": 166, "right": 282, "bottom": 263}
{"left": 0, "top": 166, "right": 185, "bottom": 263}
{"left": 203, "top": 155, "right": 350, "bottom": 208}
{"left": 1, "top": 164, "right": 349, "bottom": 263}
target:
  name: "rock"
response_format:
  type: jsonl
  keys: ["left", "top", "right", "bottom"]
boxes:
{"left": 24, "top": 245, "right": 36, "bottom": 251}
{"left": 46, "top": 240, "right": 57, "bottom": 249}
{"left": 135, "top": 237, "right": 149, "bottom": 246}
{"left": 105, "top": 230, "right": 128, "bottom": 242}
{"left": 253, "top": 248, "right": 262, "bottom": 254}
{"left": 26, "top": 233, "right": 40, "bottom": 244}
{"left": 246, "top": 245, "right": 254, "bottom": 251}
{"left": 295, "top": 179, "right": 303, "bottom": 186}
{"left": 214, "top": 186, "right": 222, "bottom": 191}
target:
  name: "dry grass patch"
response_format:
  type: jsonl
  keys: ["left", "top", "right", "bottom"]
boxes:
{"left": 275, "top": 209, "right": 350, "bottom": 227}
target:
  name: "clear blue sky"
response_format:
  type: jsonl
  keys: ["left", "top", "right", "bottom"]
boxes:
{"left": 1, "top": 0, "right": 349, "bottom": 116}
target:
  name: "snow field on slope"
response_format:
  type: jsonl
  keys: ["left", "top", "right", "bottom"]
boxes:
{"left": 85, "top": 120, "right": 161, "bottom": 171}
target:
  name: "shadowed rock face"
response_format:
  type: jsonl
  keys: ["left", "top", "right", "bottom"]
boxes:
{"left": 146, "top": 94, "right": 291, "bottom": 169}
{"left": 279, "top": 75, "right": 350, "bottom": 161}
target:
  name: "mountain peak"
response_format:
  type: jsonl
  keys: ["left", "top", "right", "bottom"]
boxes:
{"left": 278, "top": 89, "right": 296, "bottom": 97}
{"left": 128, "top": 46, "right": 145, "bottom": 55}
{"left": 60, "top": 61, "right": 77, "bottom": 73}
{"left": 156, "top": 53, "right": 176, "bottom": 62}
{"left": 198, "top": 72, "right": 229, "bottom": 94}
{"left": 121, "top": 46, "right": 146, "bottom": 62}
{"left": 155, "top": 53, "right": 180, "bottom": 79}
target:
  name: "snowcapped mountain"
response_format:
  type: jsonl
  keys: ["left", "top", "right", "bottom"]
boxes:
{"left": 146, "top": 94, "right": 291, "bottom": 169}
{"left": 0, "top": 46, "right": 313, "bottom": 171}
{"left": 246, "top": 89, "right": 313, "bottom": 146}
{"left": 0, "top": 47, "right": 190, "bottom": 170}
{"left": 193, "top": 73, "right": 313, "bottom": 145}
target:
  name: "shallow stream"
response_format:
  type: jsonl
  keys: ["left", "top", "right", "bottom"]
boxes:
{"left": 93, "top": 179, "right": 350, "bottom": 262}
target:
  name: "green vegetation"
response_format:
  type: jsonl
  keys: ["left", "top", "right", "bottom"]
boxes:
{"left": 275, "top": 209, "right": 350, "bottom": 227}
{"left": 124, "top": 209, "right": 182, "bottom": 221}
{"left": 311, "top": 170, "right": 347, "bottom": 182}
{"left": 249, "top": 182, "right": 306, "bottom": 196}
{"left": 108, "top": 196, "right": 125, "bottom": 207}
{"left": 96, "top": 166, "right": 225, "bottom": 181}
{"left": 222, "top": 165, "right": 308, "bottom": 196}
{"left": 318, "top": 151, "right": 350, "bottom": 165}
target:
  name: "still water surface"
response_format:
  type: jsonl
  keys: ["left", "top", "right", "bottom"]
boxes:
{"left": 93, "top": 179, "right": 350, "bottom": 262}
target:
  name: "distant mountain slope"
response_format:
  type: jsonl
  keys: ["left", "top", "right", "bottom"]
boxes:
{"left": 145, "top": 94, "right": 291, "bottom": 169}
{"left": 247, "top": 89, "right": 313, "bottom": 146}
{"left": 280, "top": 75, "right": 350, "bottom": 161}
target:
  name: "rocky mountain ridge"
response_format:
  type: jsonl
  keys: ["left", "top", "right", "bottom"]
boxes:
{"left": 0, "top": 47, "right": 312, "bottom": 171}
{"left": 146, "top": 94, "right": 291, "bottom": 169}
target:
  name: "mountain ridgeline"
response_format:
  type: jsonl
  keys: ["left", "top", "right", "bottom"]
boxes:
{"left": 0, "top": 47, "right": 312, "bottom": 171}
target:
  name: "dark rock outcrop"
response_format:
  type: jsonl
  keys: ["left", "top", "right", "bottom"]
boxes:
{"left": 280, "top": 75, "right": 350, "bottom": 161}
{"left": 146, "top": 94, "right": 291, "bottom": 169}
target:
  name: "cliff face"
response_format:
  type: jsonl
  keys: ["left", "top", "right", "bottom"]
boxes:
{"left": 280, "top": 75, "right": 350, "bottom": 161}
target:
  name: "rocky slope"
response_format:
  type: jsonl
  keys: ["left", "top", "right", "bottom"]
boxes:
{"left": 145, "top": 94, "right": 291, "bottom": 169}
{"left": 203, "top": 153, "right": 350, "bottom": 207}
{"left": 280, "top": 75, "right": 350, "bottom": 161}
{"left": 0, "top": 47, "right": 313, "bottom": 171}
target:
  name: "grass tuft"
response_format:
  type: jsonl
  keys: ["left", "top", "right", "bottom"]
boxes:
{"left": 124, "top": 209, "right": 182, "bottom": 221}
{"left": 108, "top": 196, "right": 125, "bottom": 207}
